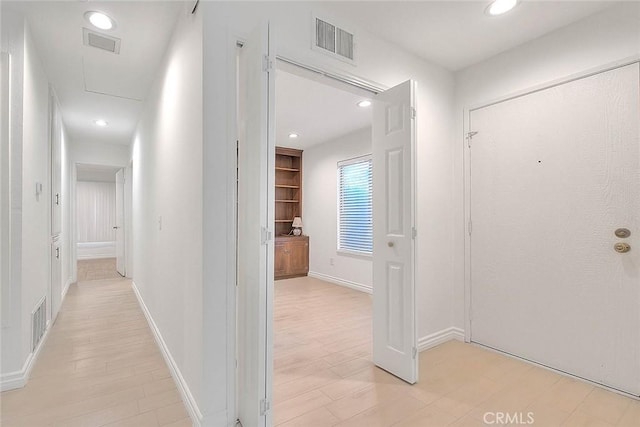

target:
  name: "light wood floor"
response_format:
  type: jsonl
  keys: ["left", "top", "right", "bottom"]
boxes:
{"left": 274, "top": 276, "right": 640, "bottom": 426}
{"left": 0, "top": 278, "right": 190, "bottom": 427}
{"left": 77, "top": 258, "right": 122, "bottom": 282}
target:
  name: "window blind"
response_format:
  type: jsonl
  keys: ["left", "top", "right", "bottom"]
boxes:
{"left": 338, "top": 155, "right": 372, "bottom": 254}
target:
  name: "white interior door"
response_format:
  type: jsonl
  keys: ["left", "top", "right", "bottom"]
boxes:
{"left": 115, "top": 168, "right": 125, "bottom": 276}
{"left": 372, "top": 80, "right": 418, "bottom": 384}
{"left": 237, "top": 22, "right": 275, "bottom": 427}
{"left": 470, "top": 63, "right": 640, "bottom": 396}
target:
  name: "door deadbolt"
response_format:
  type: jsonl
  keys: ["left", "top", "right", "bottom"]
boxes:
{"left": 614, "top": 242, "right": 631, "bottom": 253}
{"left": 615, "top": 228, "right": 631, "bottom": 238}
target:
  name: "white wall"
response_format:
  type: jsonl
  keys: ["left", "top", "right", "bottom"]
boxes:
{"left": 0, "top": 6, "right": 52, "bottom": 389}
{"left": 202, "top": 2, "right": 455, "bottom": 423}
{"left": 453, "top": 3, "right": 640, "bottom": 331}
{"left": 20, "top": 16, "right": 49, "bottom": 379}
{"left": 303, "top": 127, "right": 373, "bottom": 291}
{"left": 130, "top": 4, "right": 203, "bottom": 421}
{"left": 1, "top": 5, "right": 27, "bottom": 381}
{"left": 70, "top": 140, "right": 130, "bottom": 168}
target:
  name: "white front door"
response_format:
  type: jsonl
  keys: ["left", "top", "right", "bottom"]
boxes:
{"left": 237, "top": 22, "right": 275, "bottom": 427}
{"left": 372, "top": 80, "right": 418, "bottom": 384}
{"left": 115, "top": 168, "right": 125, "bottom": 276}
{"left": 470, "top": 63, "right": 640, "bottom": 395}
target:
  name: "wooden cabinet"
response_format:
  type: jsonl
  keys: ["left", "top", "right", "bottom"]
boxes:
{"left": 274, "top": 147, "right": 308, "bottom": 279}
{"left": 275, "top": 235, "right": 309, "bottom": 280}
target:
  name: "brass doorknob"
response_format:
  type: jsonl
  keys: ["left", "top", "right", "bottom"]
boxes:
{"left": 388, "top": 242, "right": 394, "bottom": 247}
{"left": 614, "top": 242, "right": 631, "bottom": 253}
{"left": 615, "top": 228, "right": 631, "bottom": 238}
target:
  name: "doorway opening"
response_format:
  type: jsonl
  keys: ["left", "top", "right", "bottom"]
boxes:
{"left": 271, "top": 64, "right": 377, "bottom": 422}
{"left": 235, "top": 25, "right": 418, "bottom": 426}
{"left": 74, "top": 163, "right": 125, "bottom": 282}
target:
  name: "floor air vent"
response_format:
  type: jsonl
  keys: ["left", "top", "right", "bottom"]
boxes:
{"left": 32, "top": 297, "right": 46, "bottom": 352}
{"left": 83, "top": 28, "right": 121, "bottom": 54}
{"left": 314, "top": 17, "right": 355, "bottom": 62}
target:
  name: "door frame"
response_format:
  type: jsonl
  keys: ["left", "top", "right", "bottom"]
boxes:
{"left": 227, "top": 27, "right": 424, "bottom": 418}
{"left": 71, "top": 161, "right": 129, "bottom": 283}
{"left": 463, "top": 56, "right": 640, "bottom": 341}
{"left": 232, "top": 25, "right": 424, "bottom": 421}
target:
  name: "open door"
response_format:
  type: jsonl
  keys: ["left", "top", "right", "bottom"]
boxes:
{"left": 115, "top": 168, "right": 125, "bottom": 276}
{"left": 372, "top": 80, "right": 418, "bottom": 384}
{"left": 237, "top": 22, "right": 275, "bottom": 427}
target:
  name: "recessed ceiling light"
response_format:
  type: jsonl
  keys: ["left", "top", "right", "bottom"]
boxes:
{"left": 288, "top": 133, "right": 299, "bottom": 139}
{"left": 94, "top": 119, "right": 108, "bottom": 127}
{"left": 486, "top": 0, "right": 518, "bottom": 16}
{"left": 85, "top": 11, "right": 116, "bottom": 30}
{"left": 357, "top": 100, "right": 372, "bottom": 108}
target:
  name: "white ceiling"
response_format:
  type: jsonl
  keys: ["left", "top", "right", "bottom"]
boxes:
{"left": 327, "top": 1, "right": 619, "bottom": 71}
{"left": 15, "top": 1, "right": 182, "bottom": 146}
{"left": 277, "top": 1, "right": 621, "bottom": 151}
{"left": 12, "top": 1, "right": 620, "bottom": 151}
{"left": 275, "top": 68, "right": 372, "bottom": 150}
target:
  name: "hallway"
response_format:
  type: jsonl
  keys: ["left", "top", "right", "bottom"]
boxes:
{"left": 0, "top": 278, "right": 189, "bottom": 427}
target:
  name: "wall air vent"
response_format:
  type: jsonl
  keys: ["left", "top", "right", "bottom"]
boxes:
{"left": 313, "top": 17, "right": 355, "bottom": 63}
{"left": 31, "top": 296, "right": 46, "bottom": 352}
{"left": 82, "top": 28, "right": 121, "bottom": 54}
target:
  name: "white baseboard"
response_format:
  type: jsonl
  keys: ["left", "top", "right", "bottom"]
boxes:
{"left": 77, "top": 254, "right": 115, "bottom": 260}
{"left": 418, "top": 327, "right": 465, "bottom": 352}
{"left": 132, "top": 281, "right": 203, "bottom": 426}
{"left": 0, "top": 318, "right": 52, "bottom": 392}
{"left": 61, "top": 277, "right": 73, "bottom": 301}
{"left": 308, "top": 271, "right": 372, "bottom": 294}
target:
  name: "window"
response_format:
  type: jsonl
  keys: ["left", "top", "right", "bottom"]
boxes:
{"left": 338, "top": 155, "right": 372, "bottom": 255}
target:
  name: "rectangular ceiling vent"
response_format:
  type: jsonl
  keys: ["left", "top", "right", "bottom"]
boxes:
{"left": 314, "top": 17, "right": 355, "bottom": 63}
{"left": 82, "top": 28, "right": 121, "bottom": 54}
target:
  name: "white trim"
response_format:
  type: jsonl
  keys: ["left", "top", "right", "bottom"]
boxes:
{"left": 61, "top": 277, "right": 72, "bottom": 301}
{"left": 417, "top": 327, "right": 464, "bottom": 352}
{"left": 468, "top": 56, "right": 640, "bottom": 113}
{"left": 131, "top": 281, "right": 203, "bottom": 426}
{"left": 0, "top": 318, "right": 52, "bottom": 392}
{"left": 463, "top": 56, "right": 640, "bottom": 346}
{"left": 76, "top": 255, "right": 115, "bottom": 260}
{"left": 308, "top": 271, "right": 372, "bottom": 294}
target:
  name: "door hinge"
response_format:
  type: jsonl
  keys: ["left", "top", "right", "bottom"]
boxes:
{"left": 410, "top": 107, "right": 417, "bottom": 120}
{"left": 260, "top": 398, "right": 271, "bottom": 416}
{"left": 55, "top": 193, "right": 60, "bottom": 205}
{"left": 412, "top": 347, "right": 418, "bottom": 359}
{"left": 468, "top": 218, "right": 472, "bottom": 236}
{"left": 261, "top": 227, "right": 272, "bottom": 245}
{"left": 466, "top": 131, "right": 478, "bottom": 148}
{"left": 411, "top": 227, "right": 417, "bottom": 239}
{"left": 262, "top": 55, "right": 273, "bottom": 73}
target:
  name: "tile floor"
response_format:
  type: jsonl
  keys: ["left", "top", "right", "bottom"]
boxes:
{"left": 77, "top": 258, "right": 122, "bottom": 282}
{"left": 3, "top": 273, "right": 638, "bottom": 426}
{"left": 0, "top": 277, "right": 190, "bottom": 427}
{"left": 273, "top": 276, "right": 640, "bottom": 426}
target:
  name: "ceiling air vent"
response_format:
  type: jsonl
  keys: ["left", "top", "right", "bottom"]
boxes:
{"left": 314, "top": 17, "right": 355, "bottom": 63}
{"left": 82, "top": 28, "right": 121, "bottom": 54}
